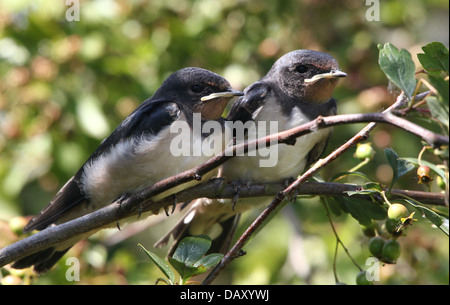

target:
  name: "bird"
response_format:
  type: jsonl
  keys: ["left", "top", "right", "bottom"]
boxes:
{"left": 11, "top": 67, "right": 243, "bottom": 273}
{"left": 156, "top": 50, "right": 346, "bottom": 254}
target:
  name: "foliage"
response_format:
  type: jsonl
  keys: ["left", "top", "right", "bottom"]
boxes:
{"left": 0, "top": 0, "right": 448, "bottom": 285}
{"left": 139, "top": 235, "right": 223, "bottom": 285}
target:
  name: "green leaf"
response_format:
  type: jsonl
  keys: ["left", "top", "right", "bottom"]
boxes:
{"left": 417, "top": 42, "right": 449, "bottom": 75}
{"left": 385, "top": 148, "right": 415, "bottom": 191}
{"left": 378, "top": 43, "right": 417, "bottom": 99}
{"left": 363, "top": 182, "right": 384, "bottom": 193}
{"left": 346, "top": 182, "right": 383, "bottom": 197}
{"left": 168, "top": 235, "right": 215, "bottom": 283}
{"left": 397, "top": 158, "right": 415, "bottom": 177}
{"left": 404, "top": 199, "right": 447, "bottom": 236}
{"left": 427, "top": 96, "right": 449, "bottom": 128}
{"left": 168, "top": 257, "right": 206, "bottom": 283}
{"left": 334, "top": 197, "right": 387, "bottom": 226}
{"left": 138, "top": 243, "right": 175, "bottom": 284}
{"left": 324, "top": 196, "right": 343, "bottom": 216}
{"left": 428, "top": 74, "right": 449, "bottom": 105}
{"left": 171, "top": 235, "right": 212, "bottom": 266}
{"left": 194, "top": 253, "right": 224, "bottom": 269}
{"left": 385, "top": 147, "right": 399, "bottom": 177}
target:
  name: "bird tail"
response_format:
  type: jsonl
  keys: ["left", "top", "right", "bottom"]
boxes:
{"left": 11, "top": 247, "right": 71, "bottom": 274}
{"left": 155, "top": 198, "right": 240, "bottom": 256}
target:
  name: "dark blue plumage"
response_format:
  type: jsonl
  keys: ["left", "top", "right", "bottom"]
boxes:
{"left": 12, "top": 67, "right": 243, "bottom": 273}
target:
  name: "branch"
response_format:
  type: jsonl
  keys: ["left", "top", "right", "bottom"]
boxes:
{"left": 202, "top": 91, "right": 448, "bottom": 284}
{"left": 0, "top": 180, "right": 445, "bottom": 268}
{"left": 2, "top": 91, "right": 447, "bottom": 270}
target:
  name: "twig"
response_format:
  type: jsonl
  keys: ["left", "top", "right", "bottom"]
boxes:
{"left": 322, "top": 199, "right": 362, "bottom": 284}
{"left": 202, "top": 91, "right": 443, "bottom": 284}
{"left": 0, "top": 180, "right": 445, "bottom": 268}
{"left": 2, "top": 91, "right": 448, "bottom": 270}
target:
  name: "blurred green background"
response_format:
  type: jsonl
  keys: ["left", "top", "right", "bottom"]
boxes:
{"left": 0, "top": 0, "right": 448, "bottom": 284}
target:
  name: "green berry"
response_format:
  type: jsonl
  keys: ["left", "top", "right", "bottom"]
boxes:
{"left": 385, "top": 218, "right": 402, "bottom": 237}
{"left": 355, "top": 143, "right": 374, "bottom": 160}
{"left": 368, "top": 236, "right": 385, "bottom": 258}
{"left": 382, "top": 239, "right": 401, "bottom": 263}
{"left": 436, "top": 175, "right": 446, "bottom": 190}
{"left": 356, "top": 270, "right": 373, "bottom": 285}
{"left": 388, "top": 204, "right": 409, "bottom": 220}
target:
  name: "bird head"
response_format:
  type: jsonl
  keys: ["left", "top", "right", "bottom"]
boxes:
{"left": 268, "top": 50, "right": 346, "bottom": 103}
{"left": 156, "top": 67, "right": 243, "bottom": 120}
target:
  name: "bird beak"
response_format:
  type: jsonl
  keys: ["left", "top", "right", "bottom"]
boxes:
{"left": 201, "top": 89, "right": 244, "bottom": 102}
{"left": 304, "top": 69, "right": 347, "bottom": 83}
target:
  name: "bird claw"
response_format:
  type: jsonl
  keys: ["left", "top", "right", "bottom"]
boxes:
{"left": 283, "top": 177, "right": 295, "bottom": 188}
{"left": 231, "top": 180, "right": 252, "bottom": 212}
{"left": 287, "top": 189, "right": 299, "bottom": 202}
{"left": 172, "top": 193, "right": 178, "bottom": 214}
{"left": 164, "top": 194, "right": 178, "bottom": 216}
{"left": 116, "top": 193, "right": 131, "bottom": 206}
{"left": 231, "top": 181, "right": 242, "bottom": 212}
{"left": 283, "top": 177, "right": 298, "bottom": 202}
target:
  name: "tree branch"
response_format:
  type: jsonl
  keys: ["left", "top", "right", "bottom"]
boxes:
{"left": 202, "top": 91, "right": 448, "bottom": 284}
{"left": 0, "top": 180, "right": 445, "bottom": 268}
{"left": 1, "top": 91, "right": 447, "bottom": 272}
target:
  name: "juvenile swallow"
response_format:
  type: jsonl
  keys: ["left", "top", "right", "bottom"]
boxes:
{"left": 11, "top": 67, "right": 243, "bottom": 273}
{"left": 158, "top": 50, "right": 346, "bottom": 253}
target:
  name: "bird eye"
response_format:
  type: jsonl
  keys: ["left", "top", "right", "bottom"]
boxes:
{"left": 191, "top": 84, "right": 204, "bottom": 93}
{"left": 295, "top": 65, "right": 309, "bottom": 73}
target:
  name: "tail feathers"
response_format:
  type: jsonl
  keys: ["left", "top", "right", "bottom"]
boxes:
{"left": 11, "top": 247, "right": 70, "bottom": 274}
{"left": 155, "top": 199, "right": 241, "bottom": 257}
{"left": 208, "top": 213, "right": 240, "bottom": 254}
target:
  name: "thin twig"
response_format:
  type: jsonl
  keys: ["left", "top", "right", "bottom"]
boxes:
{"left": 1, "top": 91, "right": 447, "bottom": 270}
{"left": 322, "top": 199, "right": 362, "bottom": 281}
{"left": 202, "top": 91, "right": 441, "bottom": 284}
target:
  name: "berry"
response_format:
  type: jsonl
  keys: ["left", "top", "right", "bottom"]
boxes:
{"left": 388, "top": 204, "right": 409, "bottom": 220}
{"left": 355, "top": 143, "right": 375, "bottom": 160}
{"left": 385, "top": 218, "right": 402, "bottom": 237}
{"left": 436, "top": 175, "right": 446, "bottom": 190}
{"left": 368, "top": 236, "right": 385, "bottom": 258}
{"left": 356, "top": 270, "right": 373, "bottom": 285}
{"left": 382, "top": 239, "right": 401, "bottom": 263}
{"left": 417, "top": 165, "right": 433, "bottom": 185}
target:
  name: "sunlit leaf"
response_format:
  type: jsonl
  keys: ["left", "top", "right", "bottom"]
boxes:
{"left": 417, "top": 42, "right": 449, "bottom": 75}
{"left": 168, "top": 257, "right": 205, "bottom": 283}
{"left": 194, "top": 253, "right": 224, "bottom": 269}
{"left": 428, "top": 74, "right": 449, "bottom": 105}
{"left": 378, "top": 43, "right": 417, "bottom": 98}
{"left": 171, "top": 235, "right": 212, "bottom": 266}
{"left": 404, "top": 199, "right": 447, "bottom": 236}
{"left": 138, "top": 243, "right": 175, "bottom": 284}
{"left": 427, "top": 96, "right": 449, "bottom": 128}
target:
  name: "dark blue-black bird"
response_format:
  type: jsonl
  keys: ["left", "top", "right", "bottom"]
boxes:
{"left": 11, "top": 67, "right": 243, "bottom": 273}
{"left": 157, "top": 50, "right": 346, "bottom": 254}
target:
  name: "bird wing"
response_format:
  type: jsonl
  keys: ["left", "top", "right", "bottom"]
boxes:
{"left": 227, "top": 81, "right": 272, "bottom": 122}
{"left": 24, "top": 100, "right": 181, "bottom": 232}
{"left": 24, "top": 176, "right": 85, "bottom": 232}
